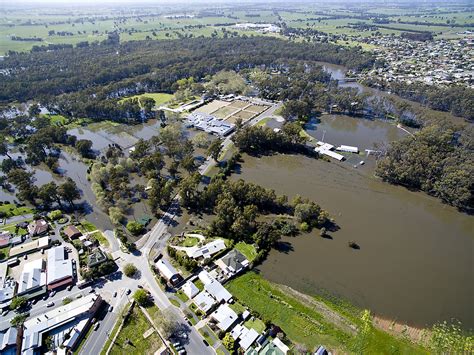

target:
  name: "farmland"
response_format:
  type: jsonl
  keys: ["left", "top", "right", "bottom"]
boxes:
{"left": 2, "top": 2, "right": 471, "bottom": 55}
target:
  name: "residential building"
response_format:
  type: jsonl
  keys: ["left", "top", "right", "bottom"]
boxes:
{"left": 21, "top": 294, "right": 102, "bottom": 354}
{"left": 47, "top": 245, "right": 73, "bottom": 290}
{"left": 231, "top": 324, "right": 259, "bottom": 351}
{"left": 210, "top": 304, "right": 238, "bottom": 332}
{"left": 216, "top": 249, "right": 249, "bottom": 276}
{"left": 193, "top": 291, "right": 216, "bottom": 314}
{"left": 182, "top": 280, "right": 199, "bottom": 299}
{"left": 63, "top": 225, "right": 82, "bottom": 240}
{"left": 27, "top": 219, "right": 49, "bottom": 237}
{"left": 156, "top": 259, "right": 180, "bottom": 285}
{"left": 183, "top": 239, "right": 226, "bottom": 259}
{"left": 204, "top": 279, "right": 232, "bottom": 303}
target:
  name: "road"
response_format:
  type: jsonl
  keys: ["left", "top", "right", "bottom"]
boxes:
{"left": 5, "top": 101, "right": 283, "bottom": 354}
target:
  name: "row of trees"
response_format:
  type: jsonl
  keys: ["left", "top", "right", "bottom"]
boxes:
{"left": 376, "top": 124, "right": 473, "bottom": 211}
{"left": 179, "top": 173, "right": 332, "bottom": 254}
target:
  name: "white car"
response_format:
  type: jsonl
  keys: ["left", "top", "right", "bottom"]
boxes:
{"left": 47, "top": 302, "right": 54, "bottom": 307}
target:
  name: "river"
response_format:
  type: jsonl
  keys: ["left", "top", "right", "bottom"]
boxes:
{"left": 232, "top": 63, "right": 473, "bottom": 329}
{"left": 235, "top": 153, "right": 473, "bottom": 329}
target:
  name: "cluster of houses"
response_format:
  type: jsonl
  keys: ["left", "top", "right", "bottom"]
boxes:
{"left": 156, "top": 243, "right": 290, "bottom": 354}
{"left": 363, "top": 36, "right": 474, "bottom": 88}
{"left": 234, "top": 23, "right": 281, "bottom": 34}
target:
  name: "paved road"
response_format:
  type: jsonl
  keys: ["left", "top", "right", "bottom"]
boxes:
{"left": 7, "top": 101, "right": 283, "bottom": 354}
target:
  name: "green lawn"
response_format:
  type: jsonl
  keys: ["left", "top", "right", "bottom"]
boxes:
{"left": 110, "top": 306, "right": 163, "bottom": 355}
{"left": 244, "top": 318, "right": 266, "bottom": 333}
{"left": 89, "top": 231, "right": 109, "bottom": 247}
{"left": 226, "top": 272, "right": 427, "bottom": 354}
{"left": 229, "top": 301, "right": 247, "bottom": 316}
{"left": 1, "top": 222, "right": 29, "bottom": 235}
{"left": 80, "top": 220, "right": 98, "bottom": 233}
{"left": 176, "top": 290, "right": 189, "bottom": 302}
{"left": 198, "top": 325, "right": 216, "bottom": 346}
{"left": 0, "top": 204, "right": 33, "bottom": 218}
{"left": 170, "top": 298, "right": 180, "bottom": 307}
{"left": 119, "top": 92, "right": 173, "bottom": 107}
{"left": 194, "top": 279, "right": 204, "bottom": 291}
{"left": 234, "top": 242, "right": 258, "bottom": 262}
{"left": 180, "top": 236, "right": 199, "bottom": 247}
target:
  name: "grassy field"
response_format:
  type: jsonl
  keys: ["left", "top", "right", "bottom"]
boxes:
{"left": 0, "top": 246, "right": 10, "bottom": 260}
{"left": 234, "top": 241, "right": 258, "bottom": 262}
{"left": 118, "top": 92, "right": 173, "bottom": 107}
{"left": 0, "top": 204, "right": 33, "bottom": 218}
{"left": 226, "top": 272, "right": 428, "bottom": 353}
{"left": 110, "top": 305, "right": 163, "bottom": 355}
{"left": 89, "top": 231, "right": 109, "bottom": 247}
{"left": 244, "top": 317, "right": 266, "bottom": 333}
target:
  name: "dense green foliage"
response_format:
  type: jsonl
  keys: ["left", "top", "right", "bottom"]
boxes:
{"left": 0, "top": 37, "right": 374, "bottom": 123}
{"left": 376, "top": 124, "right": 473, "bottom": 210}
{"left": 123, "top": 263, "right": 138, "bottom": 278}
{"left": 363, "top": 78, "right": 474, "bottom": 121}
{"left": 232, "top": 122, "right": 311, "bottom": 155}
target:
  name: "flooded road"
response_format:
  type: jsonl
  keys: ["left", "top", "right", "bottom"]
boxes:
{"left": 235, "top": 154, "right": 473, "bottom": 329}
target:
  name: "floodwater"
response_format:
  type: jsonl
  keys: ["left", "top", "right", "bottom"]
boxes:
{"left": 234, "top": 154, "right": 474, "bottom": 329}
{"left": 67, "top": 119, "right": 162, "bottom": 152}
{"left": 305, "top": 115, "right": 406, "bottom": 151}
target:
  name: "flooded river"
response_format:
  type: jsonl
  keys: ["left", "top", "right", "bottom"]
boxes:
{"left": 235, "top": 153, "right": 473, "bottom": 329}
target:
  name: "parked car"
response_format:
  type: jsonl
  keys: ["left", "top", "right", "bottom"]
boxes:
{"left": 109, "top": 306, "right": 113, "bottom": 312}
{"left": 203, "top": 339, "right": 209, "bottom": 346}
{"left": 172, "top": 342, "right": 180, "bottom": 348}
{"left": 126, "top": 289, "right": 131, "bottom": 295}
{"left": 47, "top": 302, "right": 54, "bottom": 307}
{"left": 50, "top": 291, "right": 56, "bottom": 297}
{"left": 67, "top": 285, "right": 73, "bottom": 291}
{"left": 31, "top": 298, "right": 38, "bottom": 305}
{"left": 94, "top": 323, "right": 100, "bottom": 331}
{"left": 178, "top": 350, "right": 186, "bottom": 355}
{"left": 89, "top": 288, "right": 95, "bottom": 293}
{"left": 137, "top": 285, "right": 143, "bottom": 289}
{"left": 113, "top": 291, "right": 117, "bottom": 298}
{"left": 43, "top": 295, "right": 49, "bottom": 301}
{"left": 1, "top": 310, "right": 9, "bottom": 316}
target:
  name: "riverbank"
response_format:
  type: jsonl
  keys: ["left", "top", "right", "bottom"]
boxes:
{"left": 231, "top": 153, "right": 474, "bottom": 329}
{"left": 226, "top": 272, "right": 428, "bottom": 353}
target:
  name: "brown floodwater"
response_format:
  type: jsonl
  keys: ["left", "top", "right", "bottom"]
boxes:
{"left": 233, "top": 154, "right": 474, "bottom": 329}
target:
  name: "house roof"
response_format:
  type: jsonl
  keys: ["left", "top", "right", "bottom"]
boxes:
{"left": 240, "top": 328, "right": 259, "bottom": 350}
{"left": 219, "top": 249, "right": 248, "bottom": 273}
{"left": 64, "top": 225, "right": 82, "bottom": 239}
{"left": 28, "top": 219, "right": 48, "bottom": 235}
{"left": 211, "top": 304, "right": 238, "bottom": 331}
{"left": 205, "top": 279, "right": 232, "bottom": 303}
{"left": 193, "top": 291, "right": 216, "bottom": 313}
{"left": 47, "top": 246, "right": 73, "bottom": 285}
{"left": 156, "top": 259, "right": 178, "bottom": 280}
{"left": 182, "top": 281, "right": 199, "bottom": 298}
{"left": 188, "top": 239, "right": 226, "bottom": 259}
